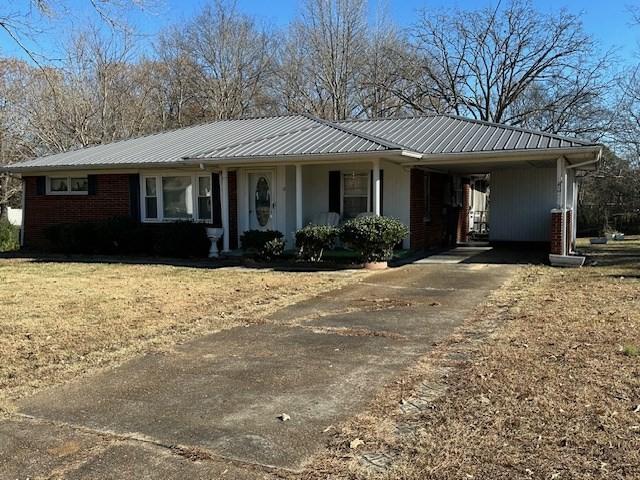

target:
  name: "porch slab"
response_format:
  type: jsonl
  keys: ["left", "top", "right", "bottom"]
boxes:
{"left": 6, "top": 262, "right": 517, "bottom": 476}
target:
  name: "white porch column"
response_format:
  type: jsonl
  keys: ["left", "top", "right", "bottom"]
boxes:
{"left": 220, "top": 167, "right": 230, "bottom": 252}
{"left": 556, "top": 157, "right": 567, "bottom": 256}
{"left": 295, "top": 164, "right": 303, "bottom": 231}
{"left": 372, "top": 158, "right": 381, "bottom": 216}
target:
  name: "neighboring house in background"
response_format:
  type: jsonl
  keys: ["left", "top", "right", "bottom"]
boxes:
{"left": 7, "top": 208, "right": 22, "bottom": 227}
{"left": 3, "top": 114, "right": 602, "bottom": 256}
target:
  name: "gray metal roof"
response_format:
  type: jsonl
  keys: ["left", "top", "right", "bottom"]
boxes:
{"left": 6, "top": 113, "right": 598, "bottom": 171}
{"left": 338, "top": 115, "right": 596, "bottom": 154}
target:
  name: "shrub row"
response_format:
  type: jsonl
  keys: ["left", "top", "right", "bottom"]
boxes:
{"left": 44, "top": 217, "right": 210, "bottom": 258}
{"left": 243, "top": 216, "right": 408, "bottom": 263}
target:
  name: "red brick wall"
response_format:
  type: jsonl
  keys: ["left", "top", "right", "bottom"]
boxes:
{"left": 409, "top": 169, "right": 426, "bottom": 250}
{"left": 550, "top": 209, "right": 573, "bottom": 255}
{"left": 409, "top": 169, "right": 450, "bottom": 250}
{"left": 23, "top": 175, "right": 131, "bottom": 248}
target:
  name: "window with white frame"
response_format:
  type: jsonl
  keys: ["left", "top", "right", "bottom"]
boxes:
{"left": 142, "top": 174, "right": 212, "bottom": 222}
{"left": 47, "top": 176, "right": 88, "bottom": 194}
{"left": 197, "top": 176, "right": 212, "bottom": 221}
{"left": 144, "top": 177, "right": 158, "bottom": 219}
{"left": 342, "top": 171, "right": 369, "bottom": 219}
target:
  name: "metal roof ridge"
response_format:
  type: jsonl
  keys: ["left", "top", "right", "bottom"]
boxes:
{"left": 183, "top": 121, "right": 324, "bottom": 159}
{"left": 338, "top": 113, "right": 599, "bottom": 147}
{"left": 299, "top": 113, "right": 405, "bottom": 150}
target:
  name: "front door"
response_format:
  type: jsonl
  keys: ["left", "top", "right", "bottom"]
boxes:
{"left": 248, "top": 171, "right": 274, "bottom": 230}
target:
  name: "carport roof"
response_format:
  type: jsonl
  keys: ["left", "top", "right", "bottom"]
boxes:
{"left": 5, "top": 113, "right": 600, "bottom": 172}
{"left": 338, "top": 115, "right": 596, "bottom": 153}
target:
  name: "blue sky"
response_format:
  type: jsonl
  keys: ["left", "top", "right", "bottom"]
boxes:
{"left": 2, "top": 0, "right": 638, "bottom": 65}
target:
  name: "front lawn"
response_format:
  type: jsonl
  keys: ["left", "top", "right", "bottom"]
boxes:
{"left": 0, "top": 260, "right": 355, "bottom": 410}
{"left": 305, "top": 237, "right": 640, "bottom": 479}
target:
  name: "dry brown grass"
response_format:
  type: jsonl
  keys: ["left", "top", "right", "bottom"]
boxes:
{"left": 0, "top": 260, "right": 356, "bottom": 410}
{"left": 301, "top": 238, "right": 640, "bottom": 480}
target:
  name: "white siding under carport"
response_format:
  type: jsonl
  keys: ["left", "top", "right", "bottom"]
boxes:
{"left": 490, "top": 166, "right": 558, "bottom": 242}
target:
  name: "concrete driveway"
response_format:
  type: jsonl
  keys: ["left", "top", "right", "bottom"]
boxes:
{"left": 0, "top": 261, "right": 516, "bottom": 479}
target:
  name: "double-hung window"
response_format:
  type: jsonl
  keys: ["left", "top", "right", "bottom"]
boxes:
{"left": 342, "top": 171, "right": 369, "bottom": 219}
{"left": 142, "top": 174, "right": 212, "bottom": 222}
{"left": 144, "top": 177, "right": 158, "bottom": 219}
{"left": 47, "top": 176, "right": 88, "bottom": 194}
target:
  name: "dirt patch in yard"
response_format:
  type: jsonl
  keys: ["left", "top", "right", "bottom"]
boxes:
{"left": 0, "top": 260, "right": 358, "bottom": 410}
{"left": 299, "top": 239, "right": 640, "bottom": 480}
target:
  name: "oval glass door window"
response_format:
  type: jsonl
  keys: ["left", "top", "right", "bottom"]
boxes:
{"left": 255, "top": 176, "right": 271, "bottom": 227}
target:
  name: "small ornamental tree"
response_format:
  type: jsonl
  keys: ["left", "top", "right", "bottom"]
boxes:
{"left": 295, "top": 225, "right": 338, "bottom": 262}
{"left": 340, "top": 216, "right": 408, "bottom": 263}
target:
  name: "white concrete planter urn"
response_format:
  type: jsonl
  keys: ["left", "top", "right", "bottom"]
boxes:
{"left": 206, "top": 227, "right": 224, "bottom": 258}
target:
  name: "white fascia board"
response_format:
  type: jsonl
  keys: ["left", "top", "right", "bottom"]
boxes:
{"left": 401, "top": 145, "right": 602, "bottom": 167}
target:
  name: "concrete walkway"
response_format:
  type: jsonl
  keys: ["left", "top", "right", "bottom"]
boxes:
{"left": 0, "top": 262, "right": 516, "bottom": 479}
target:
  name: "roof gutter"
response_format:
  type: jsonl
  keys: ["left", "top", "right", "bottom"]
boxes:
{"left": 181, "top": 150, "right": 410, "bottom": 166}
{"left": 566, "top": 148, "right": 602, "bottom": 170}
{"left": 401, "top": 145, "right": 602, "bottom": 165}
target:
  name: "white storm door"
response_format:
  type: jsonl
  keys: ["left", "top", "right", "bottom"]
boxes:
{"left": 248, "top": 171, "right": 275, "bottom": 230}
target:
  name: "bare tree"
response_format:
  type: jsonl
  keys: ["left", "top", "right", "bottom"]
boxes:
{"left": 181, "top": 0, "right": 276, "bottom": 120}
{"left": 0, "top": 0, "right": 153, "bottom": 64}
{"left": 407, "top": 0, "right": 612, "bottom": 136}
{"left": 0, "top": 60, "right": 35, "bottom": 218}
{"left": 278, "top": 0, "right": 367, "bottom": 120}
{"left": 149, "top": 27, "right": 201, "bottom": 128}
{"left": 355, "top": 6, "right": 413, "bottom": 118}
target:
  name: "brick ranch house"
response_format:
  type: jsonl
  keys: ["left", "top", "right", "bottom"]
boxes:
{"left": 5, "top": 114, "right": 602, "bottom": 257}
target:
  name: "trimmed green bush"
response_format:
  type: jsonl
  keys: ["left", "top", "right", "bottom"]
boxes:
{"left": 240, "top": 229, "right": 283, "bottom": 250}
{"left": 0, "top": 219, "right": 19, "bottom": 252}
{"left": 340, "top": 216, "right": 408, "bottom": 263}
{"left": 152, "top": 221, "right": 210, "bottom": 258}
{"left": 44, "top": 217, "right": 209, "bottom": 258}
{"left": 261, "top": 238, "right": 286, "bottom": 261}
{"left": 44, "top": 221, "right": 97, "bottom": 254}
{"left": 295, "top": 224, "right": 338, "bottom": 262}
{"left": 240, "top": 229, "right": 285, "bottom": 260}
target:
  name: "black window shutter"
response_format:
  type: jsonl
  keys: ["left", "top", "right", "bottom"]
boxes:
{"left": 369, "top": 170, "right": 373, "bottom": 211}
{"left": 369, "top": 169, "right": 384, "bottom": 214}
{"left": 128, "top": 174, "right": 140, "bottom": 221}
{"left": 328, "top": 170, "right": 341, "bottom": 214}
{"left": 380, "top": 169, "right": 384, "bottom": 215}
{"left": 211, "top": 172, "right": 222, "bottom": 227}
{"left": 36, "top": 176, "right": 46, "bottom": 195}
{"left": 88, "top": 175, "right": 97, "bottom": 195}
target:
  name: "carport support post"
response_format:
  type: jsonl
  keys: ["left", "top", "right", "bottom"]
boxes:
{"left": 221, "top": 167, "right": 230, "bottom": 253}
{"left": 295, "top": 164, "right": 303, "bottom": 231}
{"left": 372, "top": 159, "right": 381, "bottom": 216}
{"left": 556, "top": 157, "right": 567, "bottom": 256}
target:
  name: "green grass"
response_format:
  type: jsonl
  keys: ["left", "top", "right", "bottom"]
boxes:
{"left": 623, "top": 345, "right": 639, "bottom": 357}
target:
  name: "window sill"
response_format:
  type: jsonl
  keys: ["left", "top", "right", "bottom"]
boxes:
{"left": 142, "top": 218, "right": 213, "bottom": 224}
{"left": 46, "top": 191, "right": 89, "bottom": 196}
